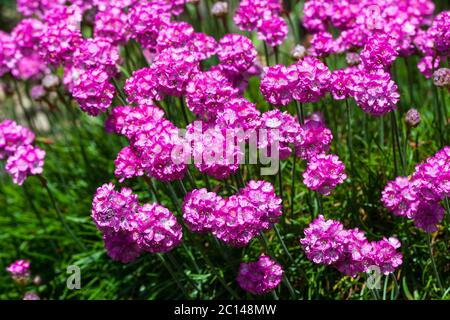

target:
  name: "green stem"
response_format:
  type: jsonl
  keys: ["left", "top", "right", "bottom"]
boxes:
{"left": 428, "top": 234, "right": 444, "bottom": 296}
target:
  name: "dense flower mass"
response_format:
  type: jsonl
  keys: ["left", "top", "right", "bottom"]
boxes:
{"left": 0, "top": 120, "right": 35, "bottom": 159}
{"left": 5, "top": 145, "right": 45, "bottom": 186}
{"left": 303, "top": 154, "right": 347, "bottom": 195}
{"left": 103, "top": 229, "right": 142, "bottom": 263}
{"left": 295, "top": 119, "right": 333, "bottom": 161}
{"left": 382, "top": 147, "right": 450, "bottom": 233}
{"left": 260, "top": 65, "right": 293, "bottom": 106}
{"left": 218, "top": 34, "right": 257, "bottom": 75}
{"left": 94, "top": 6, "right": 129, "bottom": 45}
{"left": 237, "top": 255, "right": 283, "bottom": 295}
{"left": 301, "top": 215, "right": 403, "bottom": 277}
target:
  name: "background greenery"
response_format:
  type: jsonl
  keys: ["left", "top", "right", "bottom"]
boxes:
{"left": 0, "top": 0, "right": 449, "bottom": 300}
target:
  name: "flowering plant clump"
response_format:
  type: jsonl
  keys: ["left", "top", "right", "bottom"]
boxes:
{"left": 1, "top": 0, "right": 450, "bottom": 301}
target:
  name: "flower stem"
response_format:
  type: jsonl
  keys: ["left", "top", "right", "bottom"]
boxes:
{"left": 428, "top": 234, "right": 444, "bottom": 296}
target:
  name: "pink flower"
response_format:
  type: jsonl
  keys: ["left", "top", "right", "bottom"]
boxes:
{"left": 94, "top": 6, "right": 129, "bottom": 45}
{"left": 260, "top": 65, "right": 293, "bottom": 106}
{"left": 256, "top": 13, "right": 288, "bottom": 47}
{"left": 0, "top": 120, "right": 35, "bottom": 159}
{"left": 114, "top": 146, "right": 144, "bottom": 182}
{"left": 103, "top": 229, "right": 142, "bottom": 263}
{"left": 237, "top": 255, "right": 283, "bottom": 295}
{"left": 182, "top": 188, "right": 221, "bottom": 233}
{"left": 303, "top": 154, "right": 347, "bottom": 195}
{"left": 5, "top": 145, "right": 45, "bottom": 186}
{"left": 217, "top": 34, "right": 257, "bottom": 75}
{"left": 6, "top": 259, "right": 31, "bottom": 280}
{"left": 133, "top": 203, "right": 183, "bottom": 253}
{"left": 294, "top": 119, "right": 333, "bottom": 161}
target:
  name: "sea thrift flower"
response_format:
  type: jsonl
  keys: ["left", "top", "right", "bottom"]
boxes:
{"left": 133, "top": 203, "right": 182, "bottom": 253}
{"left": 290, "top": 57, "right": 331, "bottom": 103}
{"left": 72, "top": 37, "right": 120, "bottom": 76}
{"left": 329, "top": 69, "right": 355, "bottom": 100}
{"left": 260, "top": 65, "right": 293, "bottom": 106}
{"left": 412, "top": 202, "right": 445, "bottom": 233}
{"left": 303, "top": 154, "right": 347, "bottom": 195}
{"left": 185, "top": 122, "right": 243, "bottom": 179}
{"left": 381, "top": 177, "right": 418, "bottom": 218}
{"left": 256, "top": 13, "right": 288, "bottom": 47}
{"left": 0, "top": 32, "right": 15, "bottom": 76}
{"left": 233, "top": 0, "right": 282, "bottom": 31}
{"left": 294, "top": 120, "right": 333, "bottom": 161}
{"left": 182, "top": 188, "right": 222, "bottom": 233}
{"left": 17, "top": 0, "right": 65, "bottom": 18}
{"left": 185, "top": 69, "right": 239, "bottom": 119}
{"left": 124, "top": 67, "right": 161, "bottom": 105}
{"left": 0, "top": 120, "right": 35, "bottom": 159}
{"left": 429, "top": 11, "right": 450, "bottom": 57}
{"left": 309, "top": 31, "right": 335, "bottom": 57}
{"left": 258, "top": 109, "right": 301, "bottom": 160}
{"left": 103, "top": 229, "right": 142, "bottom": 263}
{"left": 239, "top": 180, "right": 282, "bottom": 229}
{"left": 94, "top": 6, "right": 129, "bottom": 45}
{"left": 150, "top": 47, "right": 198, "bottom": 97}
{"left": 215, "top": 98, "right": 261, "bottom": 133}
{"left": 132, "top": 118, "right": 188, "bottom": 182}
{"left": 353, "top": 69, "right": 400, "bottom": 116}
{"left": 212, "top": 194, "right": 265, "bottom": 247}
{"left": 6, "top": 260, "right": 31, "bottom": 282}
{"left": 91, "top": 183, "right": 139, "bottom": 232}
{"left": 72, "top": 67, "right": 115, "bottom": 116}
{"left": 127, "top": 0, "right": 171, "bottom": 49}
{"left": 405, "top": 109, "right": 421, "bottom": 128}
{"left": 114, "top": 146, "right": 144, "bottom": 182}
{"left": 217, "top": 34, "right": 257, "bottom": 75}
{"left": 5, "top": 145, "right": 45, "bottom": 186}
{"left": 346, "top": 52, "right": 361, "bottom": 66}
{"left": 156, "top": 21, "right": 194, "bottom": 52}
{"left": 119, "top": 104, "right": 166, "bottom": 139}
{"left": 186, "top": 32, "right": 218, "bottom": 61}
{"left": 237, "top": 255, "right": 283, "bottom": 295}
{"left": 39, "top": 6, "right": 83, "bottom": 65}
{"left": 301, "top": 215, "right": 403, "bottom": 277}
{"left": 360, "top": 33, "right": 398, "bottom": 71}
{"left": 30, "top": 85, "right": 45, "bottom": 100}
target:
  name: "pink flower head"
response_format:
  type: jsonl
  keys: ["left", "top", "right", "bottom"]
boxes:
{"left": 150, "top": 47, "right": 199, "bottom": 97}
{"left": 185, "top": 121, "right": 243, "bottom": 180}
{"left": 17, "top": 0, "right": 66, "bottom": 18}
{"left": 412, "top": 202, "right": 445, "bottom": 233}
{"left": 303, "top": 154, "right": 347, "bottom": 195}
{"left": 72, "top": 37, "right": 120, "bottom": 76}
{"left": 124, "top": 67, "right": 161, "bottom": 105}
{"left": 215, "top": 97, "right": 261, "bottom": 133}
{"left": 233, "top": 0, "right": 282, "bottom": 31}
{"left": 260, "top": 64, "right": 293, "bottom": 106}
{"left": 131, "top": 118, "right": 188, "bottom": 182}
{"left": 418, "top": 56, "right": 440, "bottom": 79}
{"left": 0, "top": 32, "right": 15, "bottom": 76}
{"left": 72, "top": 67, "right": 115, "bottom": 116}
{"left": 329, "top": 68, "right": 356, "bottom": 100}
{"left": 185, "top": 32, "right": 218, "bottom": 61}
{"left": 217, "top": 34, "right": 257, "bottom": 75}
{"left": 429, "top": 11, "right": 450, "bottom": 57}
{"left": 256, "top": 12, "right": 288, "bottom": 47}
{"left": 353, "top": 69, "right": 400, "bottom": 116}
{"left": 309, "top": 31, "right": 335, "bottom": 57}
{"left": 103, "top": 229, "right": 142, "bottom": 264}
{"left": 182, "top": 188, "right": 222, "bottom": 233}
{"left": 114, "top": 146, "right": 144, "bottom": 182}
{"left": 120, "top": 104, "right": 165, "bottom": 140}
{"left": 360, "top": 32, "right": 399, "bottom": 71}
{"left": 6, "top": 259, "right": 31, "bottom": 281}
{"left": 5, "top": 145, "right": 45, "bottom": 186}
{"left": 237, "top": 255, "right": 283, "bottom": 295}
{"left": 186, "top": 69, "right": 239, "bottom": 119}
{"left": 290, "top": 57, "right": 331, "bottom": 103}
{"left": 127, "top": 0, "right": 171, "bottom": 49}
{"left": 0, "top": 120, "right": 35, "bottom": 159}
{"left": 156, "top": 21, "right": 194, "bottom": 52}
{"left": 365, "top": 237, "right": 403, "bottom": 275}
{"left": 133, "top": 203, "right": 182, "bottom": 253}
{"left": 381, "top": 177, "right": 418, "bottom": 218}
{"left": 91, "top": 183, "right": 139, "bottom": 232}
{"left": 258, "top": 110, "right": 301, "bottom": 160}
{"left": 94, "top": 6, "right": 129, "bottom": 45}
{"left": 105, "top": 105, "right": 133, "bottom": 134}
{"left": 294, "top": 120, "right": 333, "bottom": 161}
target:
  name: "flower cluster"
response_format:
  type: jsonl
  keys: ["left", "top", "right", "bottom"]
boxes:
{"left": 0, "top": 120, "right": 45, "bottom": 185}
{"left": 181, "top": 180, "right": 282, "bottom": 247}
{"left": 236, "top": 255, "right": 283, "bottom": 295}
{"left": 92, "top": 183, "right": 182, "bottom": 262}
{"left": 218, "top": 34, "right": 257, "bottom": 76}
{"left": 302, "top": 154, "right": 347, "bottom": 196}
{"left": 382, "top": 147, "right": 450, "bottom": 233}
{"left": 260, "top": 57, "right": 331, "bottom": 106}
{"left": 301, "top": 215, "right": 403, "bottom": 277}
{"left": 6, "top": 259, "right": 31, "bottom": 282}
{"left": 233, "top": 0, "right": 287, "bottom": 47}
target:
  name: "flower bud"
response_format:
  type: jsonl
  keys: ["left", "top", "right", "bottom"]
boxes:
{"left": 291, "top": 44, "right": 306, "bottom": 60}
{"left": 433, "top": 68, "right": 450, "bottom": 88}
{"left": 211, "top": 2, "right": 228, "bottom": 17}
{"left": 405, "top": 109, "right": 421, "bottom": 128}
